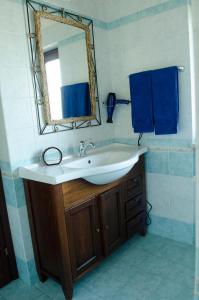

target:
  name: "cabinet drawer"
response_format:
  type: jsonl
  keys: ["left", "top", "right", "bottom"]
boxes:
{"left": 126, "top": 212, "right": 145, "bottom": 238}
{"left": 125, "top": 194, "right": 144, "bottom": 220}
{"left": 126, "top": 175, "right": 143, "bottom": 199}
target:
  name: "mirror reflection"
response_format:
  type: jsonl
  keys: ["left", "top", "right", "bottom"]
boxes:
{"left": 40, "top": 17, "right": 91, "bottom": 122}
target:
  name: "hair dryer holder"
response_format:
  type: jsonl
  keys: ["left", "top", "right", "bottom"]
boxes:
{"left": 106, "top": 92, "right": 131, "bottom": 123}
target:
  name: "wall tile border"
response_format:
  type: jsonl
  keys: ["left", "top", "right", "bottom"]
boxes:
{"left": 148, "top": 214, "right": 195, "bottom": 245}
{"left": 107, "top": 0, "right": 190, "bottom": 30}
{"left": 115, "top": 138, "right": 195, "bottom": 177}
{"left": 16, "top": 0, "right": 190, "bottom": 32}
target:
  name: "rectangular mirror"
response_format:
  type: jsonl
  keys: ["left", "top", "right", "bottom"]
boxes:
{"left": 26, "top": 0, "right": 101, "bottom": 134}
{"left": 35, "top": 11, "right": 96, "bottom": 125}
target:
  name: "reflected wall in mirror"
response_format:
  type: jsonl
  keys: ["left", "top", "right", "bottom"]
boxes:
{"left": 26, "top": 0, "right": 101, "bottom": 134}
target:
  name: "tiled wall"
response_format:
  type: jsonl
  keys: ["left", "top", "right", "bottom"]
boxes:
{"left": 146, "top": 149, "right": 195, "bottom": 245}
{"left": 0, "top": 0, "right": 196, "bottom": 285}
{"left": 0, "top": 0, "right": 113, "bottom": 284}
{"left": 106, "top": 0, "right": 195, "bottom": 245}
{"left": 115, "top": 138, "right": 195, "bottom": 245}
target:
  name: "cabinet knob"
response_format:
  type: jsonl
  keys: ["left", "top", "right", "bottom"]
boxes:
{"left": 96, "top": 228, "right": 100, "bottom": 233}
{"left": 105, "top": 225, "right": 109, "bottom": 230}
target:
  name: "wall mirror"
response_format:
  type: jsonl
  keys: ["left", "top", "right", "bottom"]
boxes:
{"left": 26, "top": 0, "right": 101, "bottom": 134}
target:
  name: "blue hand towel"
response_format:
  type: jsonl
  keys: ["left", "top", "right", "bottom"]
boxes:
{"left": 61, "top": 82, "right": 91, "bottom": 118}
{"left": 152, "top": 66, "right": 179, "bottom": 135}
{"left": 129, "top": 71, "right": 154, "bottom": 133}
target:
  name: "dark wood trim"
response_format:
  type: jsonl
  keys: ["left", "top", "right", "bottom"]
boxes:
{"left": 0, "top": 171, "right": 18, "bottom": 286}
{"left": 54, "top": 185, "right": 73, "bottom": 299}
{"left": 24, "top": 181, "right": 47, "bottom": 282}
{"left": 24, "top": 181, "right": 73, "bottom": 300}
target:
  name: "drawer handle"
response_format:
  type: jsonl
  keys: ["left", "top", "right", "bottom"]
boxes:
{"left": 133, "top": 179, "right": 140, "bottom": 186}
{"left": 127, "top": 197, "right": 142, "bottom": 206}
{"left": 96, "top": 228, "right": 100, "bottom": 233}
{"left": 128, "top": 201, "right": 141, "bottom": 211}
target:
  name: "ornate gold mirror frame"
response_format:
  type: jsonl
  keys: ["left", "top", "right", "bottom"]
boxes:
{"left": 26, "top": 0, "right": 101, "bottom": 134}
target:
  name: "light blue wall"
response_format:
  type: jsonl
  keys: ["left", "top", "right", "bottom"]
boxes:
{"left": 115, "top": 138, "right": 195, "bottom": 245}
{"left": 108, "top": 0, "right": 195, "bottom": 246}
{"left": 0, "top": 0, "right": 113, "bottom": 285}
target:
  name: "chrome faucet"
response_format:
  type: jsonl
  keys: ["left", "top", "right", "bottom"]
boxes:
{"left": 79, "top": 140, "right": 95, "bottom": 157}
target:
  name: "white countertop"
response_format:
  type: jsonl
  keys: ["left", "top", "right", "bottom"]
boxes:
{"left": 18, "top": 143, "right": 147, "bottom": 185}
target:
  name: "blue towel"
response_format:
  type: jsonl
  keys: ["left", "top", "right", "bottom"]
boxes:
{"left": 152, "top": 66, "right": 179, "bottom": 135}
{"left": 61, "top": 82, "right": 91, "bottom": 118}
{"left": 129, "top": 71, "right": 154, "bottom": 133}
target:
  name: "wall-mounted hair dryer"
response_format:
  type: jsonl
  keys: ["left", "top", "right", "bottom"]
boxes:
{"left": 106, "top": 92, "right": 131, "bottom": 123}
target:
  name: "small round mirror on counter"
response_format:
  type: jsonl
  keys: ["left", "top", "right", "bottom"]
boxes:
{"left": 42, "top": 147, "right": 63, "bottom": 166}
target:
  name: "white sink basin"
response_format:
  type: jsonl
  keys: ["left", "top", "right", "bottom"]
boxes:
{"left": 19, "top": 143, "right": 147, "bottom": 185}
{"left": 66, "top": 150, "right": 137, "bottom": 169}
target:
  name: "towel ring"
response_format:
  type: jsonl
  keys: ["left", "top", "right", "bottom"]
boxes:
{"left": 42, "top": 147, "right": 63, "bottom": 166}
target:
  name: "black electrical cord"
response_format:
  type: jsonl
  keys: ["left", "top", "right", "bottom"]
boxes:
{"left": 137, "top": 133, "right": 151, "bottom": 225}
{"left": 146, "top": 200, "right": 152, "bottom": 226}
{"left": 138, "top": 133, "right": 143, "bottom": 146}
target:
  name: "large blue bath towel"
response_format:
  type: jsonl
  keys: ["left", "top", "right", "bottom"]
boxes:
{"left": 61, "top": 82, "right": 91, "bottom": 118}
{"left": 152, "top": 66, "right": 179, "bottom": 135}
{"left": 129, "top": 71, "right": 154, "bottom": 133}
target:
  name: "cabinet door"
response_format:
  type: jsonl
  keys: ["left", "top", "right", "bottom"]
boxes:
{"left": 99, "top": 186, "right": 125, "bottom": 256}
{"left": 66, "top": 198, "right": 101, "bottom": 280}
{"left": 0, "top": 219, "right": 11, "bottom": 288}
{"left": 0, "top": 250, "right": 11, "bottom": 288}
{"left": 0, "top": 172, "right": 18, "bottom": 287}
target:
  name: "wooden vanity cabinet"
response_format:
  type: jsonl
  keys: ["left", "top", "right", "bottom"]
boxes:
{"left": 24, "top": 155, "right": 147, "bottom": 300}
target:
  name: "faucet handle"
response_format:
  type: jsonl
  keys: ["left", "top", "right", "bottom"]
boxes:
{"left": 79, "top": 141, "right": 85, "bottom": 157}
{"left": 80, "top": 140, "right": 85, "bottom": 146}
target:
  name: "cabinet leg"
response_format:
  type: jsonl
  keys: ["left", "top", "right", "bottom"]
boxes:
{"left": 140, "top": 227, "right": 147, "bottom": 236}
{"left": 38, "top": 272, "right": 48, "bottom": 282}
{"left": 62, "top": 285, "right": 73, "bottom": 300}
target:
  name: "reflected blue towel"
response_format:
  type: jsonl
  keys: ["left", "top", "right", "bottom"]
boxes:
{"left": 61, "top": 82, "right": 91, "bottom": 118}
{"left": 152, "top": 66, "right": 179, "bottom": 135}
{"left": 129, "top": 71, "right": 154, "bottom": 133}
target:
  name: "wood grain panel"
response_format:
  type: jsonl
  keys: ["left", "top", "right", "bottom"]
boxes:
{"left": 62, "top": 156, "right": 144, "bottom": 210}
{"left": 66, "top": 198, "right": 101, "bottom": 279}
{"left": 99, "top": 186, "right": 125, "bottom": 256}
